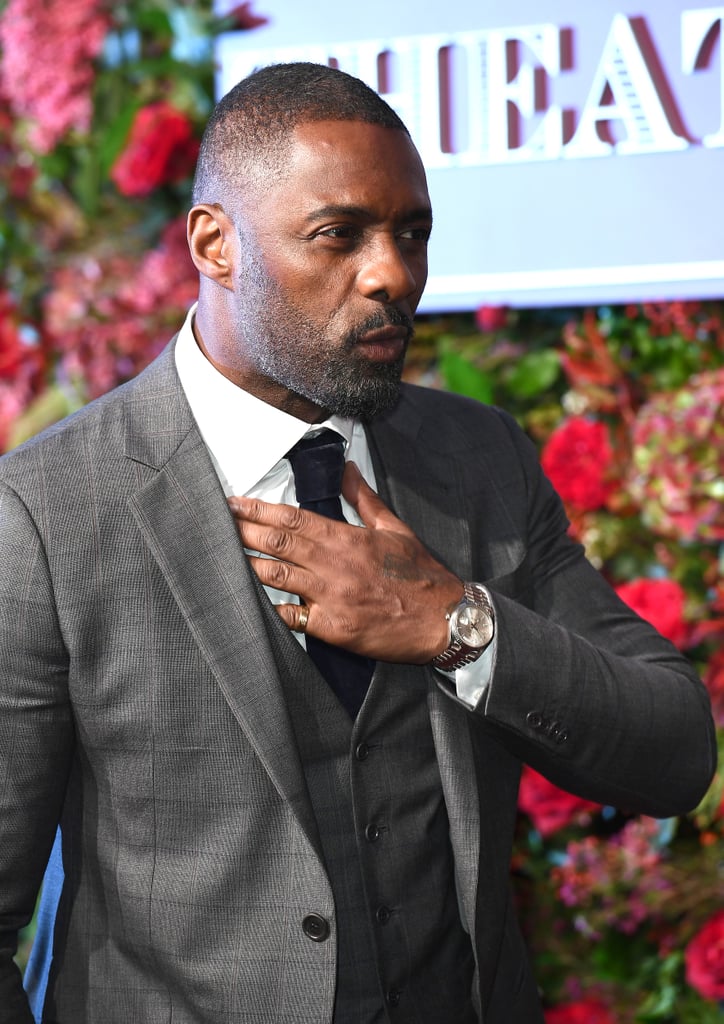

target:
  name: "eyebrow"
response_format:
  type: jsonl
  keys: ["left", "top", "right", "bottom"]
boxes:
{"left": 302, "top": 204, "right": 433, "bottom": 225}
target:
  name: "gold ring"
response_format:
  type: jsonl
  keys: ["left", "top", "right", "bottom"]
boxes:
{"left": 297, "top": 604, "right": 309, "bottom": 633}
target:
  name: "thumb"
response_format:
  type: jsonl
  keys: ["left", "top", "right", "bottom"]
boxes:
{"left": 342, "top": 461, "right": 408, "bottom": 533}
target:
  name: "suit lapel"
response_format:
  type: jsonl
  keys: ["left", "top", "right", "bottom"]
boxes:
{"left": 365, "top": 398, "right": 473, "bottom": 578}
{"left": 367, "top": 396, "right": 484, "bottom": 935}
{"left": 122, "top": 346, "right": 322, "bottom": 856}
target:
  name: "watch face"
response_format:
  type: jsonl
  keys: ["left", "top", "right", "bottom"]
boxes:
{"left": 456, "top": 605, "right": 494, "bottom": 648}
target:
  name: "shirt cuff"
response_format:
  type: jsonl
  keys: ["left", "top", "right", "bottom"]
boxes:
{"left": 433, "top": 635, "right": 497, "bottom": 708}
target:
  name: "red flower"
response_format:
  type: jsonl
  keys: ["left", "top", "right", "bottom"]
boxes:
{"left": 545, "top": 999, "right": 616, "bottom": 1024}
{"left": 475, "top": 304, "right": 508, "bottom": 332}
{"left": 110, "top": 102, "right": 200, "bottom": 197}
{"left": 518, "top": 766, "right": 600, "bottom": 837}
{"left": 704, "top": 648, "right": 724, "bottom": 727}
{"left": 541, "top": 417, "right": 616, "bottom": 511}
{"left": 614, "top": 578, "right": 688, "bottom": 648}
{"left": 0, "top": 292, "right": 42, "bottom": 381}
{"left": 225, "top": 2, "right": 269, "bottom": 30}
{"left": 685, "top": 910, "right": 724, "bottom": 1002}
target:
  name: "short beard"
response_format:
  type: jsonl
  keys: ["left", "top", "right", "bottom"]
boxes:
{"left": 311, "top": 353, "right": 407, "bottom": 421}
{"left": 256, "top": 308, "right": 413, "bottom": 420}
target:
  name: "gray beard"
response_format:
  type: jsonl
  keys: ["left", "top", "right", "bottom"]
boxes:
{"left": 292, "top": 352, "right": 406, "bottom": 419}
{"left": 253, "top": 308, "right": 413, "bottom": 420}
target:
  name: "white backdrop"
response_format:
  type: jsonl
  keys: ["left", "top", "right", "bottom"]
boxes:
{"left": 213, "top": 1, "right": 724, "bottom": 310}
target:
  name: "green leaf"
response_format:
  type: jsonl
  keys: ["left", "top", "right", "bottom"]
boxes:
{"left": 69, "top": 146, "right": 102, "bottom": 216}
{"left": 636, "top": 984, "right": 680, "bottom": 1019}
{"left": 6, "top": 386, "right": 84, "bottom": 450}
{"left": 97, "top": 101, "right": 142, "bottom": 176}
{"left": 505, "top": 349, "right": 560, "bottom": 399}
{"left": 439, "top": 349, "right": 495, "bottom": 403}
{"left": 134, "top": 6, "right": 173, "bottom": 37}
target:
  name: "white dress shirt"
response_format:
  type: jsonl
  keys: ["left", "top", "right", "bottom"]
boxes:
{"left": 174, "top": 304, "right": 492, "bottom": 707}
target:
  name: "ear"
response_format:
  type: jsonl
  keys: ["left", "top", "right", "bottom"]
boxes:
{"left": 187, "top": 204, "right": 236, "bottom": 290}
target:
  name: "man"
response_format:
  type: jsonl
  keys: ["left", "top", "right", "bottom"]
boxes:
{"left": 0, "top": 62, "right": 715, "bottom": 1023}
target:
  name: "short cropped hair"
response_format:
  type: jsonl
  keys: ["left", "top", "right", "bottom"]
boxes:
{"left": 192, "top": 62, "right": 409, "bottom": 205}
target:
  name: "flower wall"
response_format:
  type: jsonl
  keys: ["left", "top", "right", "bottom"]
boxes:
{"left": 1, "top": 2, "right": 722, "bottom": 1019}
{"left": 410, "top": 304, "right": 724, "bottom": 1022}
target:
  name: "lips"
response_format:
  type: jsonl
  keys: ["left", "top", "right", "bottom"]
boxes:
{"left": 355, "top": 324, "right": 410, "bottom": 363}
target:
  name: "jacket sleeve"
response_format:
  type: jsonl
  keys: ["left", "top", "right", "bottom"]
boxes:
{"left": 469, "top": 410, "right": 717, "bottom": 817}
{"left": 0, "top": 482, "right": 74, "bottom": 1022}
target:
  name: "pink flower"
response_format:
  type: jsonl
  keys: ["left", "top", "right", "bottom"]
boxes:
{"left": 110, "top": 102, "right": 200, "bottom": 197}
{"left": 545, "top": 1000, "right": 616, "bottom": 1024}
{"left": 628, "top": 369, "right": 724, "bottom": 542}
{"left": 685, "top": 910, "right": 724, "bottom": 1002}
{"left": 614, "top": 578, "right": 689, "bottom": 648}
{"left": 518, "top": 766, "right": 600, "bottom": 837}
{"left": 552, "top": 818, "right": 674, "bottom": 936}
{"left": 43, "top": 217, "right": 197, "bottom": 400}
{"left": 541, "top": 417, "right": 616, "bottom": 511}
{"left": 116, "top": 216, "right": 197, "bottom": 313}
{"left": 0, "top": 0, "right": 108, "bottom": 153}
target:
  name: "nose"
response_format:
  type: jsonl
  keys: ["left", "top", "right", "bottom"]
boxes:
{"left": 356, "top": 236, "right": 423, "bottom": 304}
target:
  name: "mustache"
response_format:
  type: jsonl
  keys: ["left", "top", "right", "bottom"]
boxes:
{"left": 345, "top": 308, "right": 415, "bottom": 348}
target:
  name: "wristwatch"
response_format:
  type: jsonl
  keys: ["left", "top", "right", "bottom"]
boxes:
{"left": 431, "top": 582, "right": 495, "bottom": 671}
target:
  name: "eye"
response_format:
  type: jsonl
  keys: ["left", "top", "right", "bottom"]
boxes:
{"left": 315, "top": 225, "right": 360, "bottom": 240}
{"left": 398, "top": 226, "right": 432, "bottom": 243}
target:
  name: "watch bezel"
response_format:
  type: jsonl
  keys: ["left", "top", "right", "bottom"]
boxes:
{"left": 452, "top": 603, "right": 495, "bottom": 648}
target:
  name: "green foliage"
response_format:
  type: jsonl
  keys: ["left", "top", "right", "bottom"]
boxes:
{"left": 422, "top": 302, "right": 724, "bottom": 1020}
{"left": 438, "top": 340, "right": 495, "bottom": 404}
{"left": 505, "top": 347, "right": 561, "bottom": 398}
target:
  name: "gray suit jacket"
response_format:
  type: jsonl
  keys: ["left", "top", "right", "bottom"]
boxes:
{"left": 0, "top": 342, "right": 715, "bottom": 1023}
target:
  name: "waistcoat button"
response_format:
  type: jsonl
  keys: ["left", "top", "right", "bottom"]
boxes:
{"left": 387, "top": 988, "right": 402, "bottom": 1007}
{"left": 355, "top": 741, "right": 370, "bottom": 761}
{"left": 376, "top": 905, "right": 392, "bottom": 924}
{"left": 302, "top": 914, "right": 331, "bottom": 942}
{"left": 365, "top": 822, "right": 382, "bottom": 842}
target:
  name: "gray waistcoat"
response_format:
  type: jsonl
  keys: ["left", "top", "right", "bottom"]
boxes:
{"left": 280, "top": 637, "right": 477, "bottom": 1024}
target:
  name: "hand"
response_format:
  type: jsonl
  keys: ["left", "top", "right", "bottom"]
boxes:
{"left": 227, "top": 462, "right": 463, "bottom": 663}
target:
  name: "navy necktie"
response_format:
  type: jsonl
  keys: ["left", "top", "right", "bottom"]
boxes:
{"left": 286, "top": 430, "right": 374, "bottom": 718}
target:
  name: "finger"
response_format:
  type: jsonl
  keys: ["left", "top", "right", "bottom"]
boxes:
{"left": 246, "top": 553, "right": 318, "bottom": 598}
{"left": 237, "top": 510, "right": 345, "bottom": 571}
{"left": 229, "top": 497, "right": 347, "bottom": 555}
{"left": 228, "top": 495, "right": 307, "bottom": 531}
{"left": 273, "top": 601, "right": 308, "bottom": 633}
{"left": 342, "top": 462, "right": 412, "bottom": 534}
{"left": 238, "top": 518, "right": 301, "bottom": 561}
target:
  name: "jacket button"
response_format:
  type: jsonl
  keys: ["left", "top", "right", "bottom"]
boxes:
{"left": 526, "top": 711, "right": 543, "bottom": 729}
{"left": 555, "top": 729, "right": 569, "bottom": 744}
{"left": 365, "top": 822, "right": 382, "bottom": 842}
{"left": 376, "top": 905, "right": 392, "bottom": 925}
{"left": 355, "top": 742, "right": 370, "bottom": 761}
{"left": 302, "top": 914, "right": 330, "bottom": 942}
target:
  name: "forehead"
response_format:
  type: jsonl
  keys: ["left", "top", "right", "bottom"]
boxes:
{"left": 266, "top": 119, "right": 431, "bottom": 218}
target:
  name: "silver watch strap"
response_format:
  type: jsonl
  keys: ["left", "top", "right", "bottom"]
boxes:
{"left": 431, "top": 583, "right": 494, "bottom": 671}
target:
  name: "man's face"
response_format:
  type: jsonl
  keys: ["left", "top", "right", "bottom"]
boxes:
{"left": 214, "top": 120, "right": 432, "bottom": 421}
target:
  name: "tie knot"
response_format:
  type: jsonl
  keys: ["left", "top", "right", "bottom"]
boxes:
{"left": 286, "top": 429, "right": 345, "bottom": 506}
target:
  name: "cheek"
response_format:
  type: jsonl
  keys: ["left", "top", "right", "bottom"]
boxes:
{"left": 278, "top": 265, "right": 354, "bottom": 325}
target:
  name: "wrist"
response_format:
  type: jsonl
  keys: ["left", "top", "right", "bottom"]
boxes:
{"left": 431, "top": 582, "right": 495, "bottom": 672}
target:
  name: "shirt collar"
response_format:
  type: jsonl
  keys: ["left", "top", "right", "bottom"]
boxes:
{"left": 174, "top": 303, "right": 356, "bottom": 496}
